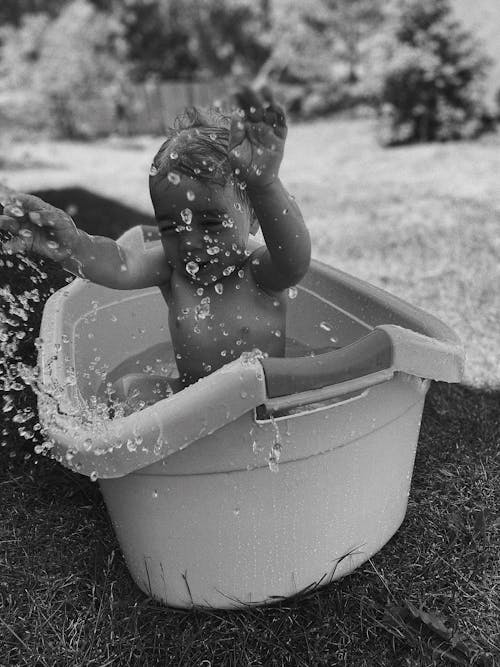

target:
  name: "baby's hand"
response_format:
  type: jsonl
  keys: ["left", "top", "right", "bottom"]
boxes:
{"left": 229, "top": 86, "right": 287, "bottom": 190}
{"left": 0, "top": 187, "right": 80, "bottom": 261}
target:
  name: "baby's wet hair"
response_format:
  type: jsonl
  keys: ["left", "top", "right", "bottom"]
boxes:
{"left": 151, "top": 107, "right": 252, "bottom": 214}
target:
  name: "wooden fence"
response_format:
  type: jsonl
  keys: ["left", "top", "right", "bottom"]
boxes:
{"left": 102, "top": 80, "right": 229, "bottom": 136}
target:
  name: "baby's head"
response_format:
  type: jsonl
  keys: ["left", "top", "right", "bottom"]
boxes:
{"left": 149, "top": 108, "right": 258, "bottom": 283}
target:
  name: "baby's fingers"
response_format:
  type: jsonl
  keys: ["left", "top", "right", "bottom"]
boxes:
{"left": 234, "top": 86, "right": 265, "bottom": 121}
{"left": 228, "top": 112, "right": 247, "bottom": 151}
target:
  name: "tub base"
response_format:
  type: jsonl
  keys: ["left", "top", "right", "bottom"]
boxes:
{"left": 99, "top": 396, "right": 424, "bottom": 608}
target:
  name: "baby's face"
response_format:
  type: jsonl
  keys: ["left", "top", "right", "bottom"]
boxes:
{"left": 150, "top": 174, "right": 252, "bottom": 285}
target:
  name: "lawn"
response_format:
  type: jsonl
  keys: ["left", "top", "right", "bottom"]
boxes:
{"left": 1, "top": 118, "right": 499, "bottom": 665}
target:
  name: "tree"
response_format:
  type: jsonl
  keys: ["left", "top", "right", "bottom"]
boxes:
{"left": 0, "top": 0, "right": 128, "bottom": 137}
{"left": 35, "top": 0, "right": 127, "bottom": 137}
{"left": 379, "top": 0, "right": 493, "bottom": 144}
{"left": 0, "top": 1, "right": 65, "bottom": 26}
{"left": 117, "top": 0, "right": 198, "bottom": 81}
{"left": 302, "top": 0, "right": 385, "bottom": 84}
{"left": 191, "top": 0, "right": 271, "bottom": 79}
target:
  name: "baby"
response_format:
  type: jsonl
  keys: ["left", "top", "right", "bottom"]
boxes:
{"left": 0, "top": 87, "right": 311, "bottom": 409}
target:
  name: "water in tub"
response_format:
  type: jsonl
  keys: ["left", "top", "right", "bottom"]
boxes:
{"left": 0, "top": 253, "right": 335, "bottom": 471}
{"left": 96, "top": 336, "right": 310, "bottom": 472}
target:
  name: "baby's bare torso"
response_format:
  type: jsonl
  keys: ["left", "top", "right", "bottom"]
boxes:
{"left": 160, "top": 260, "right": 286, "bottom": 385}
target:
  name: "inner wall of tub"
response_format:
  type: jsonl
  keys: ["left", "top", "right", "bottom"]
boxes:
{"left": 72, "top": 286, "right": 373, "bottom": 401}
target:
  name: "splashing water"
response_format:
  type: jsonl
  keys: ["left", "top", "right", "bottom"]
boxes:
{"left": 268, "top": 416, "right": 282, "bottom": 473}
{"left": 194, "top": 297, "right": 211, "bottom": 321}
{"left": 0, "top": 251, "right": 77, "bottom": 463}
{"left": 0, "top": 249, "right": 149, "bottom": 469}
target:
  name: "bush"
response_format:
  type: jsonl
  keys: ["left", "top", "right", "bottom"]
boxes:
{"left": 378, "top": 0, "right": 494, "bottom": 145}
{"left": 0, "top": 0, "right": 127, "bottom": 139}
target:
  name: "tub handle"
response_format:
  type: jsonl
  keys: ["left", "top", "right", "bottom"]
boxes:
{"left": 261, "top": 324, "right": 464, "bottom": 400}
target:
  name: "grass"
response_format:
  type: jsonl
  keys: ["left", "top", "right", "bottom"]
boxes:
{"left": 1, "top": 118, "right": 499, "bottom": 665}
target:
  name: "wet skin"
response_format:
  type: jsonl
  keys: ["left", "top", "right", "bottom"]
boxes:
{"left": 150, "top": 174, "right": 286, "bottom": 386}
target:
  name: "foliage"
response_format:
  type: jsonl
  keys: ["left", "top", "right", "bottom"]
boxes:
{"left": 118, "top": 0, "right": 272, "bottom": 82}
{"left": 254, "top": 0, "right": 386, "bottom": 118}
{"left": 0, "top": 0, "right": 66, "bottom": 26}
{"left": 302, "top": 0, "right": 386, "bottom": 84}
{"left": 0, "top": 0, "right": 127, "bottom": 138}
{"left": 378, "top": 0, "right": 493, "bottom": 145}
{"left": 117, "top": 0, "right": 199, "bottom": 81}
{"left": 191, "top": 0, "right": 271, "bottom": 79}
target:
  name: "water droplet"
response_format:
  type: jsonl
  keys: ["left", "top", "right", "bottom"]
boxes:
{"left": 187, "top": 190, "right": 195, "bottom": 201}
{"left": 288, "top": 286, "right": 298, "bottom": 299}
{"left": 207, "top": 246, "right": 220, "bottom": 255}
{"left": 320, "top": 321, "right": 332, "bottom": 332}
{"left": 90, "top": 471, "right": 98, "bottom": 482}
{"left": 181, "top": 208, "right": 192, "bottom": 225}
{"left": 170, "top": 151, "right": 178, "bottom": 160}
{"left": 167, "top": 172, "right": 180, "bottom": 185}
{"left": 214, "top": 283, "right": 223, "bottom": 295}
{"left": 149, "top": 163, "right": 159, "bottom": 176}
{"left": 185, "top": 261, "right": 199, "bottom": 276}
{"left": 222, "top": 265, "right": 235, "bottom": 276}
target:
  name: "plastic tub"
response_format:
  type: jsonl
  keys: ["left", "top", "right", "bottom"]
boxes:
{"left": 38, "top": 229, "right": 464, "bottom": 608}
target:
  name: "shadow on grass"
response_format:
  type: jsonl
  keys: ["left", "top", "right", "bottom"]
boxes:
{"left": 30, "top": 186, "right": 156, "bottom": 239}
{"left": 0, "top": 189, "right": 498, "bottom": 666}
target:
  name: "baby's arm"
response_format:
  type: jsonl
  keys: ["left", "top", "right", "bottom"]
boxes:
{"left": 0, "top": 190, "right": 170, "bottom": 289}
{"left": 229, "top": 87, "right": 311, "bottom": 291}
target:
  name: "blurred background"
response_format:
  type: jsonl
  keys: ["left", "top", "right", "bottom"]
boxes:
{"left": 1, "top": 0, "right": 499, "bottom": 387}
{"left": 1, "top": 4, "right": 499, "bottom": 665}
{"left": 1, "top": 0, "right": 499, "bottom": 140}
